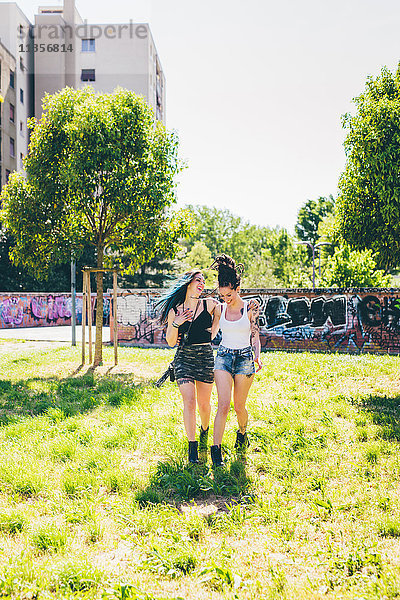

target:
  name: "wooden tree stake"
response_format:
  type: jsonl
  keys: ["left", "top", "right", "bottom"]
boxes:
{"left": 81, "top": 271, "right": 87, "bottom": 365}
{"left": 113, "top": 270, "right": 118, "bottom": 366}
{"left": 87, "top": 272, "right": 93, "bottom": 364}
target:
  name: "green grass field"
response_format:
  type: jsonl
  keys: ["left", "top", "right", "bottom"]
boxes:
{"left": 1, "top": 340, "right": 400, "bottom": 599}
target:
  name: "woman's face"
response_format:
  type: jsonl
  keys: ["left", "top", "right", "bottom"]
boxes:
{"left": 218, "top": 285, "right": 240, "bottom": 305}
{"left": 187, "top": 272, "right": 205, "bottom": 297}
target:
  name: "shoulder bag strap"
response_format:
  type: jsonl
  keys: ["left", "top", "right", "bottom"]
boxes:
{"left": 173, "top": 299, "right": 200, "bottom": 364}
{"left": 180, "top": 299, "right": 200, "bottom": 347}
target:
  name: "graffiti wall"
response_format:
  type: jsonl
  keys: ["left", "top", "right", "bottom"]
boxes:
{"left": 112, "top": 291, "right": 164, "bottom": 345}
{"left": 112, "top": 288, "right": 400, "bottom": 354}
{"left": 0, "top": 293, "right": 111, "bottom": 329}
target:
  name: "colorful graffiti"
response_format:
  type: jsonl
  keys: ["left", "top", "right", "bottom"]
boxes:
{"left": 0, "top": 293, "right": 111, "bottom": 329}
{"left": 113, "top": 292, "right": 165, "bottom": 345}
{"left": 113, "top": 288, "right": 400, "bottom": 354}
{"left": 30, "top": 295, "right": 72, "bottom": 323}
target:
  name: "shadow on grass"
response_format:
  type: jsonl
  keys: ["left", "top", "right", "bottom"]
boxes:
{"left": 355, "top": 393, "right": 400, "bottom": 441}
{"left": 136, "top": 457, "right": 253, "bottom": 508}
{"left": 0, "top": 372, "right": 148, "bottom": 424}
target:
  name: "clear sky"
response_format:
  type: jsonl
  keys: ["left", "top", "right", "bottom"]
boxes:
{"left": 11, "top": 0, "right": 400, "bottom": 231}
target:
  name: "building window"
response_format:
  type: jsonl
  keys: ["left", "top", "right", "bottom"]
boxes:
{"left": 5, "top": 170, "right": 11, "bottom": 183}
{"left": 20, "top": 88, "right": 24, "bottom": 103}
{"left": 20, "top": 153, "right": 23, "bottom": 168}
{"left": 20, "top": 121, "right": 23, "bottom": 135}
{"left": 82, "top": 39, "right": 95, "bottom": 52}
{"left": 10, "top": 70, "right": 15, "bottom": 89}
{"left": 81, "top": 69, "right": 95, "bottom": 82}
{"left": 10, "top": 104, "right": 15, "bottom": 123}
{"left": 10, "top": 138, "right": 15, "bottom": 157}
{"left": 20, "top": 57, "right": 24, "bottom": 71}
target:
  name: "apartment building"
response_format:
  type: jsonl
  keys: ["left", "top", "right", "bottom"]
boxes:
{"left": 0, "top": 2, "right": 34, "bottom": 187}
{"left": 0, "top": 40, "right": 16, "bottom": 188}
{"left": 0, "top": 0, "right": 166, "bottom": 186}
{"left": 34, "top": 0, "right": 166, "bottom": 122}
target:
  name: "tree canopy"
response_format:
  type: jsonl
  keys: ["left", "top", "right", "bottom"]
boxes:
{"left": 183, "top": 205, "right": 312, "bottom": 288}
{"left": 1, "top": 87, "right": 188, "bottom": 363}
{"left": 0, "top": 228, "right": 97, "bottom": 292}
{"left": 320, "top": 243, "right": 391, "bottom": 288}
{"left": 336, "top": 65, "right": 400, "bottom": 273}
{"left": 295, "top": 195, "right": 335, "bottom": 247}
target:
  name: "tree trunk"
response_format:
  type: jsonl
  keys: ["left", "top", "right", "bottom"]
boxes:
{"left": 94, "top": 244, "right": 104, "bottom": 366}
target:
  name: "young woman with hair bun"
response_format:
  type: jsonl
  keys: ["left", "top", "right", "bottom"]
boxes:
{"left": 156, "top": 270, "right": 220, "bottom": 464}
{"left": 210, "top": 254, "right": 262, "bottom": 468}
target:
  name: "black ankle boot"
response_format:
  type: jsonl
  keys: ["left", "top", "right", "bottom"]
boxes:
{"left": 188, "top": 441, "right": 199, "bottom": 464}
{"left": 210, "top": 444, "right": 223, "bottom": 468}
{"left": 234, "top": 430, "right": 249, "bottom": 451}
{"left": 199, "top": 425, "right": 209, "bottom": 453}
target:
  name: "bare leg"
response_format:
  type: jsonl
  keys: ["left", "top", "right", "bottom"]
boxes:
{"left": 195, "top": 381, "right": 213, "bottom": 430}
{"left": 213, "top": 370, "right": 233, "bottom": 445}
{"left": 177, "top": 380, "right": 196, "bottom": 441}
{"left": 233, "top": 374, "right": 254, "bottom": 433}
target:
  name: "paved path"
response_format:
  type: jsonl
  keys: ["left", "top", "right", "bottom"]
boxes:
{"left": 0, "top": 326, "right": 110, "bottom": 343}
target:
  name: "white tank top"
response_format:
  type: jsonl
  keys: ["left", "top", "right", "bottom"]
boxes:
{"left": 220, "top": 300, "right": 251, "bottom": 349}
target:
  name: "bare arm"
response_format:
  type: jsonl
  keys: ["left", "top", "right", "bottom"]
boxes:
{"left": 208, "top": 298, "right": 222, "bottom": 340}
{"left": 247, "top": 298, "right": 259, "bottom": 313}
{"left": 165, "top": 306, "right": 192, "bottom": 347}
{"left": 249, "top": 306, "right": 262, "bottom": 371}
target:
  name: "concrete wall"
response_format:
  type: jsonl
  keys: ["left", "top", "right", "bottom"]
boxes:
{"left": 111, "top": 288, "right": 400, "bottom": 355}
{"left": 0, "top": 293, "right": 110, "bottom": 328}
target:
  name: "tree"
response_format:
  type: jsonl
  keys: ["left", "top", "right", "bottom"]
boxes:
{"left": 320, "top": 244, "right": 391, "bottom": 287}
{"left": 267, "top": 228, "right": 312, "bottom": 287}
{"left": 0, "top": 225, "right": 98, "bottom": 292}
{"left": 119, "top": 254, "right": 182, "bottom": 289}
{"left": 336, "top": 65, "right": 400, "bottom": 273}
{"left": 184, "top": 205, "right": 275, "bottom": 268}
{"left": 241, "top": 249, "right": 280, "bottom": 289}
{"left": 1, "top": 87, "right": 187, "bottom": 364}
{"left": 183, "top": 241, "right": 214, "bottom": 287}
{"left": 183, "top": 205, "right": 315, "bottom": 288}
{"left": 184, "top": 205, "right": 245, "bottom": 257}
{"left": 295, "top": 195, "right": 335, "bottom": 248}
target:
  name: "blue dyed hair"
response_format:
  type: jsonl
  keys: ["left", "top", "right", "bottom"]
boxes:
{"left": 155, "top": 270, "right": 202, "bottom": 324}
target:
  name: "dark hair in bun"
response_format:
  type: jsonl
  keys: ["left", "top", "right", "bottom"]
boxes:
{"left": 210, "top": 254, "right": 244, "bottom": 290}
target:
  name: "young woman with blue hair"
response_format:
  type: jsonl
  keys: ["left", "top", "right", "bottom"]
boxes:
{"left": 156, "top": 270, "right": 220, "bottom": 464}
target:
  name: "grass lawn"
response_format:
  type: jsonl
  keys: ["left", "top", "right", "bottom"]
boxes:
{"left": 0, "top": 341, "right": 400, "bottom": 599}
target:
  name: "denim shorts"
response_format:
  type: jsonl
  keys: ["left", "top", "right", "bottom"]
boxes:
{"left": 214, "top": 345, "right": 255, "bottom": 377}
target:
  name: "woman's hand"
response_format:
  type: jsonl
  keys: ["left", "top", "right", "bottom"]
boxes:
{"left": 255, "top": 356, "right": 263, "bottom": 372}
{"left": 247, "top": 299, "right": 259, "bottom": 317}
{"left": 173, "top": 308, "right": 193, "bottom": 327}
{"left": 166, "top": 307, "right": 192, "bottom": 347}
